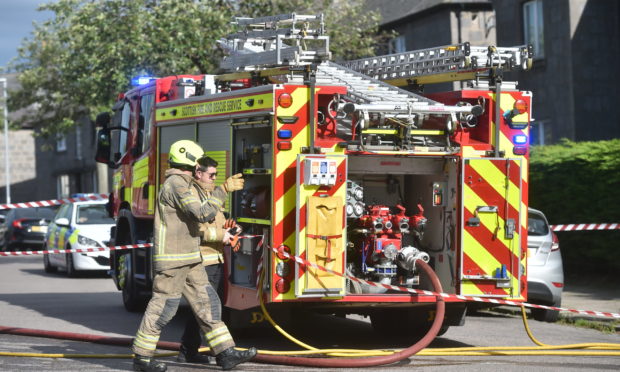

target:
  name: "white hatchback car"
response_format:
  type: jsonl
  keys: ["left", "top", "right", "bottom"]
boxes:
{"left": 43, "top": 199, "right": 114, "bottom": 276}
{"left": 527, "top": 207, "right": 564, "bottom": 322}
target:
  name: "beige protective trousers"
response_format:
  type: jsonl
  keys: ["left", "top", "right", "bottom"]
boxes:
{"left": 132, "top": 262, "right": 235, "bottom": 357}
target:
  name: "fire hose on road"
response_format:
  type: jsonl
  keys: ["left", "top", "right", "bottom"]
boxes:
{"left": 1, "top": 259, "right": 620, "bottom": 364}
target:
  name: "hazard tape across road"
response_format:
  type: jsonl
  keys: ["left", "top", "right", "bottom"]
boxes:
{"left": 0, "top": 234, "right": 265, "bottom": 257}
{"left": 0, "top": 194, "right": 108, "bottom": 210}
{"left": 551, "top": 223, "right": 619, "bottom": 232}
{"left": 267, "top": 246, "right": 620, "bottom": 320}
{"left": 0, "top": 243, "right": 151, "bottom": 257}
{"left": 2, "top": 238, "right": 618, "bottom": 320}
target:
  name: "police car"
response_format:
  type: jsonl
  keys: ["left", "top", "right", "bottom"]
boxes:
{"left": 43, "top": 197, "right": 114, "bottom": 276}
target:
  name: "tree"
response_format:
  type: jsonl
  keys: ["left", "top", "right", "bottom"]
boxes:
{"left": 8, "top": 0, "right": 386, "bottom": 139}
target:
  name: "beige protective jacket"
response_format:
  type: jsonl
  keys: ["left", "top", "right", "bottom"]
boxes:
{"left": 191, "top": 179, "right": 226, "bottom": 266}
{"left": 153, "top": 168, "right": 227, "bottom": 271}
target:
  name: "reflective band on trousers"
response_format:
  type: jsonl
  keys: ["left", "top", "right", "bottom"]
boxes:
{"left": 134, "top": 330, "right": 160, "bottom": 351}
{"left": 206, "top": 326, "right": 232, "bottom": 347}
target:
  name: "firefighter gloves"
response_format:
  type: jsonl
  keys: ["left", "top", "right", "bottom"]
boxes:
{"left": 223, "top": 173, "right": 244, "bottom": 192}
{"left": 224, "top": 219, "right": 242, "bottom": 252}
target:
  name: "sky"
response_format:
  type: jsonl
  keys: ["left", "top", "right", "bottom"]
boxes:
{"left": 0, "top": 0, "right": 56, "bottom": 68}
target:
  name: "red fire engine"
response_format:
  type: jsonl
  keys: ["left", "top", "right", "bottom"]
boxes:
{"left": 95, "top": 14, "right": 533, "bottom": 335}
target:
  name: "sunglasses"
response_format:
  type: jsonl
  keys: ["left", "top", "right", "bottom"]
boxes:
{"left": 197, "top": 169, "right": 217, "bottom": 178}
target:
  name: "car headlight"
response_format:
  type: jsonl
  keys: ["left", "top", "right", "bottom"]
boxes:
{"left": 78, "top": 235, "right": 100, "bottom": 247}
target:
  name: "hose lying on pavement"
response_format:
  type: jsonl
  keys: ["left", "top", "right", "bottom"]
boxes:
{"left": 248, "top": 259, "right": 445, "bottom": 367}
{"left": 1, "top": 259, "right": 619, "bottom": 360}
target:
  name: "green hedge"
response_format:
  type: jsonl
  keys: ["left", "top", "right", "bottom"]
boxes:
{"left": 529, "top": 139, "right": 620, "bottom": 276}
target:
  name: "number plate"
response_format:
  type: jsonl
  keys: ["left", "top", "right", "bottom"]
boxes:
{"left": 31, "top": 226, "right": 48, "bottom": 233}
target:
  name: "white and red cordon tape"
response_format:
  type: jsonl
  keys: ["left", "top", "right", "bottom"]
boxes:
{"left": 1, "top": 240, "right": 618, "bottom": 319}
{"left": 0, "top": 194, "right": 108, "bottom": 210}
{"left": 2, "top": 196, "right": 618, "bottom": 233}
{"left": 551, "top": 223, "right": 619, "bottom": 232}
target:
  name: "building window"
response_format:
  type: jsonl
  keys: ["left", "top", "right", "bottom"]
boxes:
{"left": 523, "top": 0, "right": 544, "bottom": 59}
{"left": 57, "top": 135, "right": 67, "bottom": 152}
{"left": 530, "top": 120, "right": 545, "bottom": 145}
{"left": 57, "top": 174, "right": 70, "bottom": 199}
{"left": 389, "top": 35, "right": 406, "bottom": 54}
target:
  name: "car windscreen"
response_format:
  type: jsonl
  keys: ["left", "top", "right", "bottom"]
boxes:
{"left": 14, "top": 207, "right": 56, "bottom": 219}
{"left": 76, "top": 204, "right": 114, "bottom": 225}
{"left": 528, "top": 212, "right": 549, "bottom": 236}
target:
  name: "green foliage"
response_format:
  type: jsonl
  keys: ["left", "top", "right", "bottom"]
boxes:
{"left": 557, "top": 317, "right": 618, "bottom": 334}
{"left": 529, "top": 139, "right": 620, "bottom": 276}
{"left": 7, "top": 0, "right": 386, "bottom": 139}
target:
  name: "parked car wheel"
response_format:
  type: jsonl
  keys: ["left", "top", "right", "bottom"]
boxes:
{"left": 531, "top": 300, "right": 561, "bottom": 323}
{"left": 66, "top": 249, "right": 77, "bottom": 277}
{"left": 43, "top": 253, "right": 57, "bottom": 273}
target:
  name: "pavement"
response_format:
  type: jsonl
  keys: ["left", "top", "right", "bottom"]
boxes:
{"left": 561, "top": 281, "right": 619, "bottom": 327}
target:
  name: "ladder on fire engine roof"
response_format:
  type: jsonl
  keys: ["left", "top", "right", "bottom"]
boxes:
{"left": 218, "top": 14, "right": 480, "bottom": 119}
{"left": 340, "top": 43, "right": 533, "bottom": 87}
{"left": 219, "top": 13, "right": 331, "bottom": 70}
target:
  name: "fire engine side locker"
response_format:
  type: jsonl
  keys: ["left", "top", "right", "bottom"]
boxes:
{"left": 294, "top": 154, "right": 347, "bottom": 297}
{"left": 460, "top": 157, "right": 523, "bottom": 298}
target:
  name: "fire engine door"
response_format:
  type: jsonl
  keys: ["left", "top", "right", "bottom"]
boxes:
{"left": 295, "top": 154, "right": 347, "bottom": 298}
{"left": 460, "top": 158, "right": 523, "bottom": 298}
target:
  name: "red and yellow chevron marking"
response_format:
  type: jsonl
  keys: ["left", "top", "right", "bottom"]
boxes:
{"left": 272, "top": 86, "right": 311, "bottom": 301}
{"left": 461, "top": 158, "right": 524, "bottom": 299}
{"left": 492, "top": 91, "right": 530, "bottom": 292}
{"left": 271, "top": 86, "right": 349, "bottom": 301}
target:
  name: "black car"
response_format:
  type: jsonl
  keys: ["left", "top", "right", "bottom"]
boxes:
{"left": 1, "top": 207, "right": 57, "bottom": 251}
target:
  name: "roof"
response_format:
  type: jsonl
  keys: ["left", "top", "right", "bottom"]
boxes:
{"left": 366, "top": 0, "right": 492, "bottom": 26}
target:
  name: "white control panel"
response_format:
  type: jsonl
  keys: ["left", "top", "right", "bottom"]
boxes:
{"left": 304, "top": 158, "right": 337, "bottom": 186}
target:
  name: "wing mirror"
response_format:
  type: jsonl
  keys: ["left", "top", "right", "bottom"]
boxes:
{"left": 55, "top": 217, "right": 70, "bottom": 227}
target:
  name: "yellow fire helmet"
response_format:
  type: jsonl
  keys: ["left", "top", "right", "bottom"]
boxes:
{"left": 169, "top": 140, "right": 204, "bottom": 168}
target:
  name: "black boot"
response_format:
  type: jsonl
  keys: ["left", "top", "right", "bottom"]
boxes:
{"left": 215, "top": 347, "right": 257, "bottom": 370}
{"left": 133, "top": 355, "right": 167, "bottom": 372}
{"left": 176, "top": 344, "right": 213, "bottom": 364}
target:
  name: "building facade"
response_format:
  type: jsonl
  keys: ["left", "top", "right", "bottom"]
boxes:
{"left": 369, "top": 0, "right": 620, "bottom": 144}
{"left": 0, "top": 73, "right": 102, "bottom": 205}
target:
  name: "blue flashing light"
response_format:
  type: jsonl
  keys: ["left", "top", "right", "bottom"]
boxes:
{"left": 131, "top": 76, "right": 155, "bottom": 86}
{"left": 277, "top": 129, "right": 293, "bottom": 139}
{"left": 513, "top": 134, "right": 528, "bottom": 145}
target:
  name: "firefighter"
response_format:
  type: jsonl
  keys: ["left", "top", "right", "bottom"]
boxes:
{"left": 177, "top": 155, "right": 241, "bottom": 364}
{"left": 132, "top": 140, "right": 257, "bottom": 372}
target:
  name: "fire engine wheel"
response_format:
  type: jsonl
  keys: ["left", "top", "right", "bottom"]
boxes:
{"left": 119, "top": 253, "right": 146, "bottom": 312}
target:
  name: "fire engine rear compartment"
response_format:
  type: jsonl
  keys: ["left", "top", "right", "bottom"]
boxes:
{"left": 158, "top": 113, "right": 458, "bottom": 299}
{"left": 344, "top": 155, "right": 459, "bottom": 299}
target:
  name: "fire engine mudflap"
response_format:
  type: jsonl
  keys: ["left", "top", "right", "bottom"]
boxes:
{"left": 94, "top": 13, "right": 534, "bottom": 362}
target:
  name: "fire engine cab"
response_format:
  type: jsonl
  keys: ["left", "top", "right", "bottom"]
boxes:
{"left": 95, "top": 13, "right": 533, "bottom": 335}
